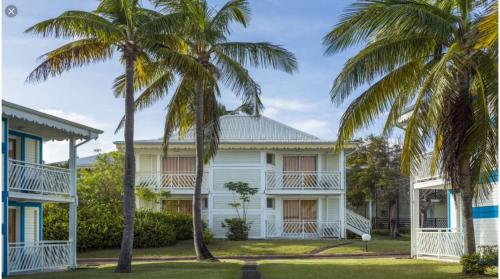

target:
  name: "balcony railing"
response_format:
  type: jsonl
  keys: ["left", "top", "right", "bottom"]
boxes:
{"left": 266, "top": 220, "right": 341, "bottom": 239}
{"left": 265, "top": 171, "right": 342, "bottom": 191}
{"left": 8, "top": 159, "right": 72, "bottom": 196}
{"left": 415, "top": 228, "right": 464, "bottom": 260}
{"left": 414, "top": 153, "right": 442, "bottom": 182}
{"left": 8, "top": 241, "right": 72, "bottom": 274}
{"left": 136, "top": 172, "right": 208, "bottom": 191}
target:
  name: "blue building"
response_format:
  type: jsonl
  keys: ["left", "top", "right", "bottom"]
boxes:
{"left": 2, "top": 100, "right": 102, "bottom": 275}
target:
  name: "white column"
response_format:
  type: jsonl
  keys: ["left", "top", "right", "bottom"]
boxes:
{"left": 68, "top": 138, "right": 77, "bottom": 268}
{"left": 411, "top": 183, "right": 419, "bottom": 258}
{"left": 207, "top": 159, "right": 214, "bottom": 230}
{"left": 339, "top": 150, "right": 346, "bottom": 238}
{"left": 260, "top": 151, "right": 267, "bottom": 238}
{"left": 368, "top": 199, "right": 373, "bottom": 228}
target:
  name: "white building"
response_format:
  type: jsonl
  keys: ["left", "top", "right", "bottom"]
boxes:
{"left": 115, "top": 115, "right": 370, "bottom": 239}
{"left": 2, "top": 100, "right": 102, "bottom": 275}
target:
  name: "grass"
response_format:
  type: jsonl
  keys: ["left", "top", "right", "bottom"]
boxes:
{"left": 319, "top": 239, "right": 410, "bottom": 255}
{"left": 14, "top": 261, "right": 242, "bottom": 279}
{"left": 257, "top": 258, "right": 498, "bottom": 279}
{"left": 78, "top": 239, "right": 352, "bottom": 258}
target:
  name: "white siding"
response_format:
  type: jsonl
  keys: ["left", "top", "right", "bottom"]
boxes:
{"left": 25, "top": 138, "right": 39, "bottom": 164}
{"left": 24, "top": 207, "right": 39, "bottom": 242}
{"left": 326, "top": 197, "right": 340, "bottom": 222}
{"left": 474, "top": 186, "right": 498, "bottom": 207}
{"left": 213, "top": 151, "right": 260, "bottom": 164}
{"left": 213, "top": 168, "right": 261, "bottom": 191}
{"left": 325, "top": 154, "right": 339, "bottom": 172}
{"left": 474, "top": 218, "right": 498, "bottom": 246}
{"left": 139, "top": 154, "right": 157, "bottom": 172}
{"left": 212, "top": 195, "right": 261, "bottom": 210}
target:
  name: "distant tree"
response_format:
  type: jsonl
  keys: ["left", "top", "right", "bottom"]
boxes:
{"left": 347, "top": 136, "right": 409, "bottom": 238}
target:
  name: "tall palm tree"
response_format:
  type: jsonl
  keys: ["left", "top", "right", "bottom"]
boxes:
{"left": 323, "top": 0, "right": 497, "bottom": 255}
{"left": 25, "top": 0, "right": 180, "bottom": 272}
{"left": 117, "top": 0, "right": 297, "bottom": 260}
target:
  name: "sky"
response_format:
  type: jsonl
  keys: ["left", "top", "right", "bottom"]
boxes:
{"left": 2, "top": 0, "right": 393, "bottom": 163}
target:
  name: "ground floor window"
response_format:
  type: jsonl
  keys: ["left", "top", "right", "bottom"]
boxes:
{"left": 162, "top": 199, "right": 192, "bottom": 215}
{"left": 283, "top": 199, "right": 318, "bottom": 233}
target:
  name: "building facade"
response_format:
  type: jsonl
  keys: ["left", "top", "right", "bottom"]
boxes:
{"left": 2, "top": 100, "right": 102, "bottom": 275}
{"left": 115, "top": 115, "right": 370, "bottom": 239}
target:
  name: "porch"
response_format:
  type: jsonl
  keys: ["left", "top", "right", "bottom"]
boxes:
{"left": 8, "top": 241, "right": 73, "bottom": 274}
{"left": 265, "top": 220, "right": 342, "bottom": 239}
{"left": 265, "top": 171, "right": 343, "bottom": 193}
{"left": 135, "top": 171, "right": 209, "bottom": 193}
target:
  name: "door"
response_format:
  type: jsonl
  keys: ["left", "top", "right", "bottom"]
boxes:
{"left": 163, "top": 156, "right": 196, "bottom": 187}
{"left": 282, "top": 200, "right": 317, "bottom": 234}
{"left": 8, "top": 138, "right": 17, "bottom": 160}
{"left": 283, "top": 156, "right": 317, "bottom": 188}
{"left": 8, "top": 208, "right": 18, "bottom": 243}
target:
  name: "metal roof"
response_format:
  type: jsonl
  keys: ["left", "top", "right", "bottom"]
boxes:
{"left": 116, "top": 115, "right": 336, "bottom": 145}
{"left": 3, "top": 100, "right": 103, "bottom": 140}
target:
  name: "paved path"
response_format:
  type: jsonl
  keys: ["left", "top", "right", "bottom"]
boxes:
{"left": 78, "top": 252, "right": 410, "bottom": 265}
{"left": 241, "top": 260, "right": 261, "bottom": 279}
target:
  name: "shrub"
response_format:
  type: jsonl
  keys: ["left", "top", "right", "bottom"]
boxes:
{"left": 165, "top": 213, "right": 193, "bottom": 240}
{"left": 134, "top": 210, "right": 176, "bottom": 248}
{"left": 461, "top": 253, "right": 486, "bottom": 275}
{"left": 461, "top": 246, "right": 498, "bottom": 275}
{"left": 222, "top": 218, "right": 250, "bottom": 240}
{"left": 203, "top": 226, "right": 214, "bottom": 244}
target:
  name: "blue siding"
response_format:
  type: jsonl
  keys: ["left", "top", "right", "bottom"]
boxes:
{"left": 447, "top": 190, "right": 452, "bottom": 228}
{"left": 472, "top": 205, "right": 499, "bottom": 219}
{"left": 8, "top": 201, "right": 43, "bottom": 241}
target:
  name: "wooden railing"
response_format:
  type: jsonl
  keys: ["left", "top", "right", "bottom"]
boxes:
{"left": 415, "top": 228, "right": 464, "bottom": 260}
{"left": 265, "top": 171, "right": 342, "bottom": 191}
{"left": 136, "top": 172, "right": 208, "bottom": 191}
{"left": 8, "top": 159, "right": 72, "bottom": 196}
{"left": 8, "top": 241, "right": 72, "bottom": 274}
{"left": 266, "top": 220, "right": 341, "bottom": 239}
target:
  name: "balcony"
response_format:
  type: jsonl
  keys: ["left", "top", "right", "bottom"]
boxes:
{"left": 266, "top": 220, "right": 341, "bottom": 239}
{"left": 136, "top": 172, "right": 208, "bottom": 193}
{"left": 265, "top": 171, "right": 342, "bottom": 193}
{"left": 8, "top": 241, "right": 73, "bottom": 274}
{"left": 8, "top": 159, "right": 73, "bottom": 201}
{"left": 415, "top": 228, "right": 463, "bottom": 261}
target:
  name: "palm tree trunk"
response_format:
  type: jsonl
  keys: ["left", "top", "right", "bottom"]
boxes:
{"left": 116, "top": 52, "right": 137, "bottom": 272}
{"left": 459, "top": 159, "right": 476, "bottom": 255}
{"left": 193, "top": 80, "right": 215, "bottom": 261}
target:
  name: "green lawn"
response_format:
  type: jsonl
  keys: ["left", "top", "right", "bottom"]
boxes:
{"left": 13, "top": 261, "right": 242, "bottom": 279}
{"left": 319, "top": 239, "right": 410, "bottom": 255}
{"left": 78, "top": 239, "right": 351, "bottom": 258}
{"left": 257, "top": 258, "right": 497, "bottom": 279}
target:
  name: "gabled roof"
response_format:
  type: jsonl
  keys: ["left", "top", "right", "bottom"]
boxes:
{"left": 3, "top": 100, "right": 103, "bottom": 140}
{"left": 116, "top": 115, "right": 335, "bottom": 145}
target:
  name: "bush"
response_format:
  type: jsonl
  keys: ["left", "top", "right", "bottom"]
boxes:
{"left": 134, "top": 211, "right": 176, "bottom": 248}
{"left": 203, "top": 226, "right": 214, "bottom": 244}
{"left": 222, "top": 218, "right": 249, "bottom": 240}
{"left": 461, "top": 246, "right": 498, "bottom": 275}
{"left": 461, "top": 253, "right": 486, "bottom": 275}
{"left": 165, "top": 214, "right": 193, "bottom": 240}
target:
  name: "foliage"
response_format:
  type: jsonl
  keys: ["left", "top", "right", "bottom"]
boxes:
{"left": 346, "top": 136, "right": 409, "bottom": 238}
{"left": 324, "top": 0, "right": 497, "bottom": 254}
{"left": 461, "top": 246, "right": 498, "bottom": 275}
{"left": 221, "top": 218, "right": 250, "bottom": 241}
{"left": 136, "top": 187, "right": 170, "bottom": 209}
{"left": 133, "top": 210, "right": 177, "bottom": 248}
{"left": 43, "top": 152, "right": 198, "bottom": 250}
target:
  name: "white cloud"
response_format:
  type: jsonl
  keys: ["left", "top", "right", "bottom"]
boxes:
{"left": 43, "top": 138, "right": 116, "bottom": 163}
{"left": 39, "top": 109, "right": 108, "bottom": 129}
{"left": 291, "top": 119, "right": 334, "bottom": 139}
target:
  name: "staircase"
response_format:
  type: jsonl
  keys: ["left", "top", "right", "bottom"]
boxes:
{"left": 346, "top": 209, "right": 371, "bottom": 236}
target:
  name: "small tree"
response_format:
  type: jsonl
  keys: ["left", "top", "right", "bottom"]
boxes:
{"left": 222, "top": 181, "right": 258, "bottom": 240}
{"left": 135, "top": 187, "right": 170, "bottom": 210}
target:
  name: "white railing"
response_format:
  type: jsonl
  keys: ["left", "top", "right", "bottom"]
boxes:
{"left": 265, "top": 171, "right": 342, "bottom": 191}
{"left": 415, "top": 228, "right": 464, "bottom": 259}
{"left": 414, "top": 153, "right": 442, "bottom": 182}
{"left": 9, "top": 159, "right": 72, "bottom": 196}
{"left": 346, "top": 209, "right": 371, "bottom": 235}
{"left": 8, "top": 241, "right": 72, "bottom": 273}
{"left": 136, "top": 172, "right": 208, "bottom": 191}
{"left": 266, "top": 220, "right": 341, "bottom": 239}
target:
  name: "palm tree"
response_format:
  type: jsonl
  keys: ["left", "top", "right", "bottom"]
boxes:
{"left": 118, "top": 0, "right": 297, "bottom": 260}
{"left": 25, "top": 0, "right": 180, "bottom": 272}
{"left": 323, "top": 0, "right": 497, "bottom": 255}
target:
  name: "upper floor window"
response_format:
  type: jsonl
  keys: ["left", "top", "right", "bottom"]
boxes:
{"left": 266, "top": 153, "right": 275, "bottom": 165}
{"left": 163, "top": 156, "right": 196, "bottom": 173}
{"left": 283, "top": 155, "right": 317, "bottom": 172}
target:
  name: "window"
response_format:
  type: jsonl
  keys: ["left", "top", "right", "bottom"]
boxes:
{"left": 266, "top": 153, "right": 275, "bottom": 165}
{"left": 162, "top": 199, "right": 193, "bottom": 215}
{"left": 163, "top": 156, "right": 196, "bottom": 173}
{"left": 266, "top": 198, "right": 275, "bottom": 209}
{"left": 8, "top": 138, "right": 17, "bottom": 160}
{"left": 203, "top": 198, "right": 209, "bottom": 209}
{"left": 33, "top": 209, "right": 38, "bottom": 241}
